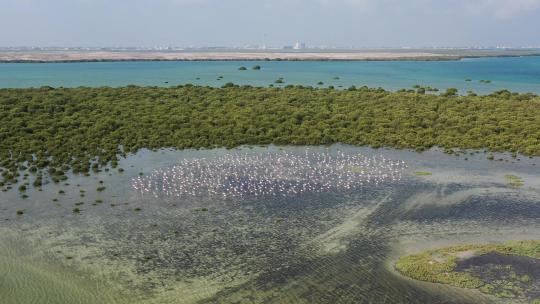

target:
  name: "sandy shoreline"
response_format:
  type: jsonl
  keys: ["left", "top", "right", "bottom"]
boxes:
{"left": 0, "top": 51, "right": 457, "bottom": 62}
{"left": 1, "top": 50, "right": 539, "bottom": 63}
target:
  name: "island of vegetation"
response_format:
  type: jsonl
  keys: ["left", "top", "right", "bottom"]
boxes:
{"left": 395, "top": 240, "right": 540, "bottom": 302}
{"left": 0, "top": 85, "right": 539, "bottom": 189}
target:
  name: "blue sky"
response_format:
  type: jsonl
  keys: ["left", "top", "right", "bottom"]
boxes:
{"left": 1, "top": 0, "right": 540, "bottom": 47}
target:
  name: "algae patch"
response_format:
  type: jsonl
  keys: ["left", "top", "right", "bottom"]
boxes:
{"left": 505, "top": 174, "right": 525, "bottom": 188}
{"left": 413, "top": 171, "right": 433, "bottom": 176}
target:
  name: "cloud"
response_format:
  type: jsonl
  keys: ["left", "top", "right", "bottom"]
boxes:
{"left": 5, "top": 0, "right": 540, "bottom": 19}
{"left": 321, "top": 0, "right": 540, "bottom": 17}
{"left": 317, "top": 0, "right": 374, "bottom": 8}
{"left": 463, "top": 0, "right": 540, "bottom": 18}
{"left": 229, "top": 0, "right": 540, "bottom": 18}
{"left": 5, "top": 0, "right": 540, "bottom": 17}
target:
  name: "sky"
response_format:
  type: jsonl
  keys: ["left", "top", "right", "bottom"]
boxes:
{"left": 1, "top": 0, "right": 540, "bottom": 48}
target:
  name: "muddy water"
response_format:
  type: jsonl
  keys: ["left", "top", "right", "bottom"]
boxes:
{"left": 455, "top": 252, "right": 540, "bottom": 300}
{"left": 0, "top": 145, "right": 539, "bottom": 304}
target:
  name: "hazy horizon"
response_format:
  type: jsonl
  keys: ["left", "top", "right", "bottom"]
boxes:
{"left": 3, "top": 46, "right": 540, "bottom": 49}
{"left": 2, "top": 0, "right": 540, "bottom": 48}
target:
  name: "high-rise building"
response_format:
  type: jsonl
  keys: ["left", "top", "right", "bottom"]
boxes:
{"left": 293, "top": 42, "right": 306, "bottom": 50}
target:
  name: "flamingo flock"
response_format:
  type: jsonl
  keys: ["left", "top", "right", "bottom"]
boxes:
{"left": 131, "top": 151, "right": 407, "bottom": 199}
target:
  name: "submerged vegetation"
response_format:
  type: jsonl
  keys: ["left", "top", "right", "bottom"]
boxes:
{"left": 0, "top": 85, "right": 539, "bottom": 187}
{"left": 396, "top": 240, "right": 540, "bottom": 301}
{"left": 413, "top": 171, "right": 432, "bottom": 176}
{"left": 505, "top": 174, "right": 525, "bottom": 188}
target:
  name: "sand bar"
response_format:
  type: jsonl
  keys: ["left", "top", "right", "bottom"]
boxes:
{"left": 1, "top": 50, "right": 539, "bottom": 63}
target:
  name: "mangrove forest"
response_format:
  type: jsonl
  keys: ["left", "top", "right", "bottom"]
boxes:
{"left": 1, "top": 85, "right": 539, "bottom": 187}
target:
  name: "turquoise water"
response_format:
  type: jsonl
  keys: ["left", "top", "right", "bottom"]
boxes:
{"left": 1, "top": 56, "right": 540, "bottom": 94}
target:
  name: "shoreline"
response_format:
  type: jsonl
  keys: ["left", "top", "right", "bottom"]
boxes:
{"left": 1, "top": 50, "right": 539, "bottom": 63}
{"left": 0, "top": 83, "right": 537, "bottom": 96}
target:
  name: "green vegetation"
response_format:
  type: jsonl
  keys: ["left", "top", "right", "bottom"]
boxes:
{"left": 32, "top": 176, "right": 42, "bottom": 187}
{"left": 396, "top": 240, "right": 540, "bottom": 300}
{"left": 399, "top": 85, "right": 440, "bottom": 95}
{"left": 222, "top": 82, "right": 235, "bottom": 88}
{"left": 505, "top": 174, "right": 525, "bottom": 188}
{"left": 238, "top": 66, "right": 247, "bottom": 71}
{"left": 442, "top": 88, "right": 459, "bottom": 97}
{"left": 413, "top": 171, "right": 432, "bottom": 176}
{"left": 252, "top": 65, "right": 261, "bottom": 70}
{"left": 0, "top": 85, "right": 539, "bottom": 187}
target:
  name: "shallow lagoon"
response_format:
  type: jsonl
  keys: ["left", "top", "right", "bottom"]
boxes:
{"left": 1, "top": 145, "right": 539, "bottom": 304}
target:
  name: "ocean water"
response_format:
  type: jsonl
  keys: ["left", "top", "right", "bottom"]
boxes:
{"left": 1, "top": 56, "right": 540, "bottom": 94}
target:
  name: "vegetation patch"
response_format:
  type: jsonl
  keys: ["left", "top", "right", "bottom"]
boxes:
{"left": 505, "top": 174, "right": 525, "bottom": 188}
{"left": 395, "top": 240, "right": 540, "bottom": 301}
{"left": 413, "top": 171, "right": 432, "bottom": 176}
{"left": 0, "top": 86, "right": 539, "bottom": 188}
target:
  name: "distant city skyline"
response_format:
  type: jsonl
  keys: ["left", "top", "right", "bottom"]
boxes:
{"left": 1, "top": 0, "right": 540, "bottom": 47}
{"left": 2, "top": 45, "right": 540, "bottom": 50}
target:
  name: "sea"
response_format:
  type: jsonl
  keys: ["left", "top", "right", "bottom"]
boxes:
{"left": 1, "top": 56, "right": 540, "bottom": 94}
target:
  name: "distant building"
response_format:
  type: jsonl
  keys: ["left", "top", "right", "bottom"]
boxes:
{"left": 293, "top": 42, "right": 306, "bottom": 50}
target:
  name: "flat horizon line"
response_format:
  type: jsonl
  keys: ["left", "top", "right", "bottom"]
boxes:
{"left": 2, "top": 46, "right": 540, "bottom": 51}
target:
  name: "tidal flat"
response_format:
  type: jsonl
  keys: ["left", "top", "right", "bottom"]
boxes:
{"left": 1, "top": 145, "right": 539, "bottom": 304}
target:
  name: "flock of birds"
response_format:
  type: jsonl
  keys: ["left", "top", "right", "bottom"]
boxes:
{"left": 131, "top": 151, "right": 407, "bottom": 199}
